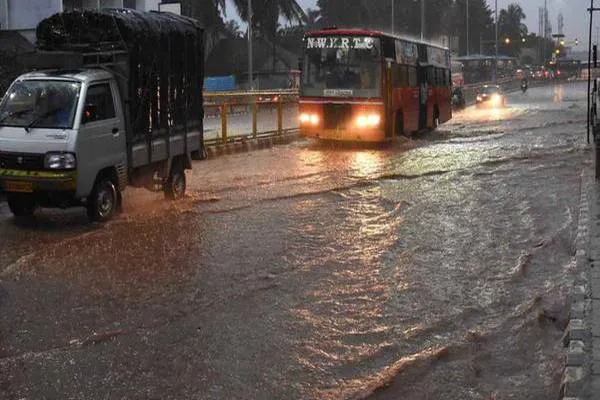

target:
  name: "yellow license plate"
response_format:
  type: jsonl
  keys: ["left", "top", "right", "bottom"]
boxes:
{"left": 3, "top": 180, "right": 33, "bottom": 193}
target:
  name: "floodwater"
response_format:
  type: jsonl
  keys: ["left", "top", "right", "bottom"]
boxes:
{"left": 0, "top": 82, "right": 590, "bottom": 399}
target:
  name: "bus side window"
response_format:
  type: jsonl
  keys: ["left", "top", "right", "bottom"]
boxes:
{"left": 393, "top": 65, "right": 408, "bottom": 87}
{"left": 427, "top": 68, "right": 435, "bottom": 86}
{"left": 408, "top": 67, "right": 418, "bottom": 87}
{"left": 400, "top": 66, "right": 408, "bottom": 86}
{"left": 392, "top": 65, "right": 400, "bottom": 87}
{"left": 382, "top": 38, "right": 396, "bottom": 60}
{"left": 436, "top": 68, "right": 443, "bottom": 86}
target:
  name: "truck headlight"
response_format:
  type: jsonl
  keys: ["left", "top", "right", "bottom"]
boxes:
{"left": 44, "top": 152, "right": 76, "bottom": 170}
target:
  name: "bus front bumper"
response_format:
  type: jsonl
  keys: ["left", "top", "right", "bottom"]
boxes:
{"left": 300, "top": 127, "right": 387, "bottom": 142}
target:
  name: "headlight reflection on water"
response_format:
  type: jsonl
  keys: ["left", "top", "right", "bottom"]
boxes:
{"left": 459, "top": 104, "right": 512, "bottom": 122}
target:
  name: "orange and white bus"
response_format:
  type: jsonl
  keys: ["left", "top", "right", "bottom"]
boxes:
{"left": 298, "top": 28, "right": 452, "bottom": 142}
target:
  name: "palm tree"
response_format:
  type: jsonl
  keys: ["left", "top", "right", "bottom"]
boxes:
{"left": 304, "top": 7, "right": 322, "bottom": 29}
{"left": 180, "top": 0, "right": 227, "bottom": 60}
{"left": 224, "top": 20, "right": 243, "bottom": 38}
{"left": 232, "top": 0, "right": 306, "bottom": 72}
{"left": 180, "top": 0, "right": 305, "bottom": 73}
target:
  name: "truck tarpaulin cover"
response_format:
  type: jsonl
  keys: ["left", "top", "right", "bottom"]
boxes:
{"left": 36, "top": 9, "right": 204, "bottom": 142}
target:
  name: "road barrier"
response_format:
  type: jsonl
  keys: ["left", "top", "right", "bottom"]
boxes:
{"left": 203, "top": 90, "right": 299, "bottom": 145}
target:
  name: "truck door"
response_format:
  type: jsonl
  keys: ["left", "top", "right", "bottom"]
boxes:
{"left": 75, "top": 81, "right": 126, "bottom": 198}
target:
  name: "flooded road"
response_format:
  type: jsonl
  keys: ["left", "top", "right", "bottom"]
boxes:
{"left": 0, "top": 83, "right": 590, "bottom": 399}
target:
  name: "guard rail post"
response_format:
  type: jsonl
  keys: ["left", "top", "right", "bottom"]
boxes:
{"left": 252, "top": 96, "right": 258, "bottom": 138}
{"left": 277, "top": 97, "right": 283, "bottom": 135}
{"left": 220, "top": 104, "right": 228, "bottom": 144}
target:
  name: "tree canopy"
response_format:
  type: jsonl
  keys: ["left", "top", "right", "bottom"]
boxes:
{"left": 191, "top": 0, "right": 534, "bottom": 78}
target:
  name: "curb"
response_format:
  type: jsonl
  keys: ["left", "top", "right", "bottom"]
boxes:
{"left": 559, "top": 168, "right": 593, "bottom": 399}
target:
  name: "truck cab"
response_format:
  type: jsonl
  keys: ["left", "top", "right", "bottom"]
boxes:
{"left": 0, "top": 69, "right": 129, "bottom": 220}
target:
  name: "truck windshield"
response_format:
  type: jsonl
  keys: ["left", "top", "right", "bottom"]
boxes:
{"left": 301, "top": 36, "right": 382, "bottom": 98}
{"left": 0, "top": 80, "right": 81, "bottom": 129}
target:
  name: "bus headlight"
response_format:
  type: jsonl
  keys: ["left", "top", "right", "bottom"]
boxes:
{"left": 356, "top": 113, "right": 381, "bottom": 128}
{"left": 44, "top": 152, "right": 76, "bottom": 170}
{"left": 299, "top": 113, "right": 319, "bottom": 126}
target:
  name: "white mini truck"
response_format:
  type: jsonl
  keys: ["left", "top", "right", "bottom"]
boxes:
{"left": 0, "top": 10, "right": 205, "bottom": 222}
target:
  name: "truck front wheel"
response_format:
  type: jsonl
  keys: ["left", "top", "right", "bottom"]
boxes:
{"left": 164, "top": 163, "right": 186, "bottom": 200}
{"left": 87, "top": 177, "right": 118, "bottom": 222}
{"left": 7, "top": 194, "right": 36, "bottom": 217}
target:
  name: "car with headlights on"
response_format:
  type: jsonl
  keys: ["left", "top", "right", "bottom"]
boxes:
{"left": 475, "top": 85, "right": 505, "bottom": 108}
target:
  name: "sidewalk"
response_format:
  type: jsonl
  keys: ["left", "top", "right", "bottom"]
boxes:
{"left": 586, "top": 171, "right": 600, "bottom": 400}
{"left": 562, "top": 166, "right": 600, "bottom": 399}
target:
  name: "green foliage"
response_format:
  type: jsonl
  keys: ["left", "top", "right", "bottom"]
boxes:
{"left": 449, "top": 0, "right": 494, "bottom": 55}
{"left": 497, "top": 3, "right": 527, "bottom": 57}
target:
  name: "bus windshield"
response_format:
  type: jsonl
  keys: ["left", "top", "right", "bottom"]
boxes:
{"left": 301, "top": 36, "right": 382, "bottom": 98}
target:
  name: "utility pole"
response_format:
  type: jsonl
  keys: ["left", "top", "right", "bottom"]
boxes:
{"left": 494, "top": 0, "right": 498, "bottom": 82}
{"left": 544, "top": 0, "right": 548, "bottom": 65}
{"left": 248, "top": 0, "right": 254, "bottom": 90}
{"left": 392, "top": 0, "right": 395, "bottom": 34}
{"left": 466, "top": 0, "right": 470, "bottom": 56}
{"left": 421, "top": 0, "right": 425, "bottom": 40}
{"left": 588, "top": 0, "right": 594, "bottom": 145}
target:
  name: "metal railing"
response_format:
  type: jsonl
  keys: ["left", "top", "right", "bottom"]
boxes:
{"left": 203, "top": 90, "right": 299, "bottom": 145}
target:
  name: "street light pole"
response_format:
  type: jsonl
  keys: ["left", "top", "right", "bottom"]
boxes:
{"left": 588, "top": 0, "right": 594, "bottom": 144}
{"left": 392, "top": 0, "right": 395, "bottom": 34}
{"left": 466, "top": 0, "right": 469, "bottom": 56}
{"left": 248, "top": 0, "right": 254, "bottom": 90}
{"left": 494, "top": 0, "right": 498, "bottom": 82}
{"left": 421, "top": 0, "right": 425, "bottom": 40}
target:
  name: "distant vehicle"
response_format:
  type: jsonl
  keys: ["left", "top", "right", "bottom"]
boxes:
{"left": 533, "top": 69, "right": 545, "bottom": 80}
{"left": 548, "top": 59, "right": 582, "bottom": 80}
{"left": 520, "top": 79, "right": 528, "bottom": 93}
{"left": 475, "top": 85, "right": 505, "bottom": 108}
{"left": 452, "top": 86, "right": 466, "bottom": 109}
{"left": 299, "top": 28, "right": 452, "bottom": 142}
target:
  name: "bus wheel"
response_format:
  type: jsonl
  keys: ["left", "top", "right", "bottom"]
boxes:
{"left": 395, "top": 112, "right": 404, "bottom": 136}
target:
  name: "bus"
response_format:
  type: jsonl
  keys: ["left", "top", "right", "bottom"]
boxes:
{"left": 547, "top": 59, "right": 582, "bottom": 80}
{"left": 298, "top": 28, "right": 452, "bottom": 142}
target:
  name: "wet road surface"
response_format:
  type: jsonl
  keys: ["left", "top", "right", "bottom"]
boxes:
{"left": 0, "top": 83, "right": 590, "bottom": 399}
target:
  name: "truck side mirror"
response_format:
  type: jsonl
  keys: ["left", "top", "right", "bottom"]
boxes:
{"left": 82, "top": 103, "right": 98, "bottom": 124}
{"left": 298, "top": 57, "right": 303, "bottom": 71}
